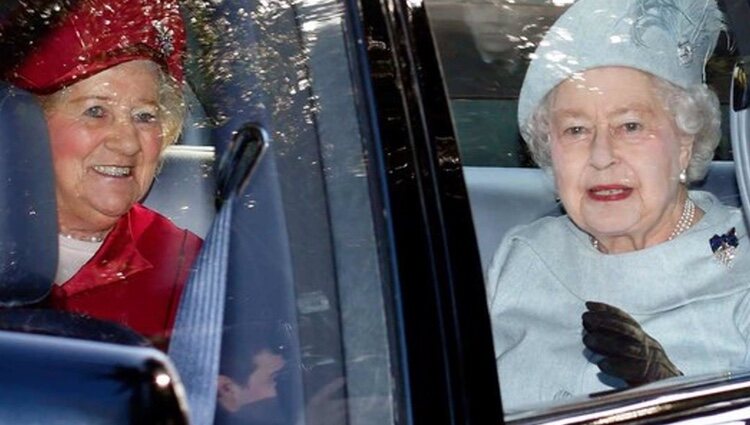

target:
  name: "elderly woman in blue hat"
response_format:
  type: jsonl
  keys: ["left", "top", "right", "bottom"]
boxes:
{"left": 486, "top": 0, "right": 750, "bottom": 410}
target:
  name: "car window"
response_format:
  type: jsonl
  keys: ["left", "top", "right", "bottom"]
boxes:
{"left": 424, "top": 0, "right": 747, "bottom": 417}
{"left": 0, "top": 1, "right": 400, "bottom": 424}
{"left": 11, "top": 0, "right": 750, "bottom": 423}
{"left": 176, "top": 1, "right": 401, "bottom": 424}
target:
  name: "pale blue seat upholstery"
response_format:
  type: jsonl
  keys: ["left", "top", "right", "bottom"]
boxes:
{"left": 143, "top": 145, "right": 215, "bottom": 239}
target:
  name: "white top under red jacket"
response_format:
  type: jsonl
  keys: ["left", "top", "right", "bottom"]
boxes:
{"left": 47, "top": 203, "right": 202, "bottom": 350}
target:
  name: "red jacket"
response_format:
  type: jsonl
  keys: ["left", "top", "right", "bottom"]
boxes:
{"left": 48, "top": 204, "right": 203, "bottom": 349}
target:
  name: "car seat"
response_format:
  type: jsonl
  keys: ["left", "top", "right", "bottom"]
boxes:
{"left": 0, "top": 82, "right": 57, "bottom": 306}
{"left": 143, "top": 145, "right": 216, "bottom": 239}
{"left": 141, "top": 86, "right": 216, "bottom": 239}
{"left": 0, "top": 82, "right": 190, "bottom": 423}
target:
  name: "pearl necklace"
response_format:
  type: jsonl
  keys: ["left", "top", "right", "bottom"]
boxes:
{"left": 667, "top": 197, "right": 695, "bottom": 241}
{"left": 60, "top": 232, "right": 104, "bottom": 243}
{"left": 590, "top": 197, "right": 696, "bottom": 252}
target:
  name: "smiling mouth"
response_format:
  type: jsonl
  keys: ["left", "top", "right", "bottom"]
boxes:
{"left": 93, "top": 165, "right": 132, "bottom": 177}
{"left": 587, "top": 185, "right": 632, "bottom": 201}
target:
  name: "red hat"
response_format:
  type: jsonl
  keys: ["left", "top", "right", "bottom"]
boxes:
{"left": 6, "top": 0, "right": 185, "bottom": 94}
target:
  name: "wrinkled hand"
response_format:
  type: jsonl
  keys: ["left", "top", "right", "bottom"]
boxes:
{"left": 582, "top": 301, "right": 682, "bottom": 386}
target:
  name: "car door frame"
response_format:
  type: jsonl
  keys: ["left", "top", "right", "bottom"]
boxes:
{"left": 346, "top": 0, "right": 504, "bottom": 423}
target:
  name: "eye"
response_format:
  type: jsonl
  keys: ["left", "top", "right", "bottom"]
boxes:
{"left": 563, "top": 126, "right": 586, "bottom": 136}
{"left": 623, "top": 122, "right": 643, "bottom": 132}
{"left": 133, "top": 110, "right": 158, "bottom": 124}
{"left": 84, "top": 105, "right": 105, "bottom": 118}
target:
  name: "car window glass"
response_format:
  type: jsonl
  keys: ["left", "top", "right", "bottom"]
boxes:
{"left": 0, "top": 1, "right": 399, "bottom": 424}
{"left": 183, "top": 1, "right": 398, "bottom": 424}
{"left": 424, "top": 0, "right": 743, "bottom": 416}
{"left": 426, "top": 0, "right": 735, "bottom": 168}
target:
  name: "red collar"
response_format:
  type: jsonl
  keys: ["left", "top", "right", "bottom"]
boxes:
{"left": 56, "top": 206, "right": 154, "bottom": 297}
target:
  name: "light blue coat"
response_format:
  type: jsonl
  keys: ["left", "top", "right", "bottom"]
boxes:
{"left": 486, "top": 191, "right": 750, "bottom": 411}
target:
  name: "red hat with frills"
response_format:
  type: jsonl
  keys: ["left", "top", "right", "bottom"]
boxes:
{"left": 6, "top": 0, "right": 185, "bottom": 94}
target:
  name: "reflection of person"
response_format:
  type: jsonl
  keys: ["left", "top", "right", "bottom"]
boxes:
{"left": 215, "top": 320, "right": 350, "bottom": 425}
{"left": 216, "top": 324, "right": 288, "bottom": 425}
{"left": 5, "top": 0, "right": 202, "bottom": 349}
{"left": 464, "top": 2, "right": 519, "bottom": 64}
{"left": 217, "top": 349, "right": 286, "bottom": 423}
{"left": 486, "top": 0, "right": 748, "bottom": 410}
{"left": 463, "top": 1, "right": 552, "bottom": 65}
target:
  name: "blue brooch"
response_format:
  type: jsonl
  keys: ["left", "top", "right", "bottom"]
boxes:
{"left": 710, "top": 227, "right": 739, "bottom": 267}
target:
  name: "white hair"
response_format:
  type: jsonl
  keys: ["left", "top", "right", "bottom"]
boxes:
{"left": 158, "top": 70, "right": 186, "bottom": 150}
{"left": 521, "top": 74, "right": 722, "bottom": 183}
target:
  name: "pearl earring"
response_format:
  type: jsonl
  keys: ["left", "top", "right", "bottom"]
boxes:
{"left": 679, "top": 169, "right": 687, "bottom": 184}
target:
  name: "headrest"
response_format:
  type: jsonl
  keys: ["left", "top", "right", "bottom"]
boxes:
{"left": 0, "top": 83, "right": 57, "bottom": 306}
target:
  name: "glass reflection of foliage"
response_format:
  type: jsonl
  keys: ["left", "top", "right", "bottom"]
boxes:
{"left": 705, "top": 32, "right": 736, "bottom": 103}
{"left": 0, "top": 0, "right": 74, "bottom": 75}
{"left": 182, "top": 0, "right": 317, "bottom": 153}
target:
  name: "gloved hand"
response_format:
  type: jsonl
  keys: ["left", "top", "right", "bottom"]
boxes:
{"left": 582, "top": 301, "right": 682, "bottom": 386}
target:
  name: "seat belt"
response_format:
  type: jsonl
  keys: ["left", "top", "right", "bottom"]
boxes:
{"left": 168, "top": 196, "right": 233, "bottom": 425}
{"left": 168, "top": 124, "right": 268, "bottom": 425}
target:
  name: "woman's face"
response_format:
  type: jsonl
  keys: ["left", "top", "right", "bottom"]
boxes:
{"left": 548, "top": 67, "right": 693, "bottom": 249}
{"left": 45, "top": 60, "right": 163, "bottom": 233}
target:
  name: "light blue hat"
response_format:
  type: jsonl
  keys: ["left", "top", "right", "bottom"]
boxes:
{"left": 517, "top": 0, "right": 724, "bottom": 130}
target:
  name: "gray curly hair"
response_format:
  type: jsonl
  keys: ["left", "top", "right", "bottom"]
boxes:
{"left": 521, "top": 74, "right": 721, "bottom": 183}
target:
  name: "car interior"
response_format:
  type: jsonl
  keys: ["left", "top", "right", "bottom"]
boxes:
{"left": 0, "top": 79, "right": 189, "bottom": 424}
{"left": 429, "top": 0, "right": 745, "bottom": 272}
{"left": 427, "top": 1, "right": 750, "bottom": 420}
{"left": 152, "top": 49, "right": 748, "bottom": 425}
{"left": 3, "top": 0, "right": 750, "bottom": 423}
{"left": 0, "top": 82, "right": 57, "bottom": 307}
{"left": 0, "top": 1, "right": 382, "bottom": 423}
{"left": 143, "top": 134, "right": 215, "bottom": 239}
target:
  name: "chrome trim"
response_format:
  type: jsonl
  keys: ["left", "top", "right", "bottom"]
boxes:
{"left": 507, "top": 370, "right": 750, "bottom": 424}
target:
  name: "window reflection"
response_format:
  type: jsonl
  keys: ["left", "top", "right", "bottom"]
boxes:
{"left": 425, "top": 0, "right": 745, "bottom": 415}
{"left": 216, "top": 323, "right": 289, "bottom": 424}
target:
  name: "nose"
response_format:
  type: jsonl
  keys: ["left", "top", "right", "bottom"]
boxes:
{"left": 104, "top": 117, "right": 141, "bottom": 156}
{"left": 588, "top": 127, "right": 616, "bottom": 170}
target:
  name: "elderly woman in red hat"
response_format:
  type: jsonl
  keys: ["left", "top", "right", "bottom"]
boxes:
{"left": 5, "top": 0, "right": 202, "bottom": 350}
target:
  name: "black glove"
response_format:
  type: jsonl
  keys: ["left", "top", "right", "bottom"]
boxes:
{"left": 582, "top": 301, "right": 682, "bottom": 386}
